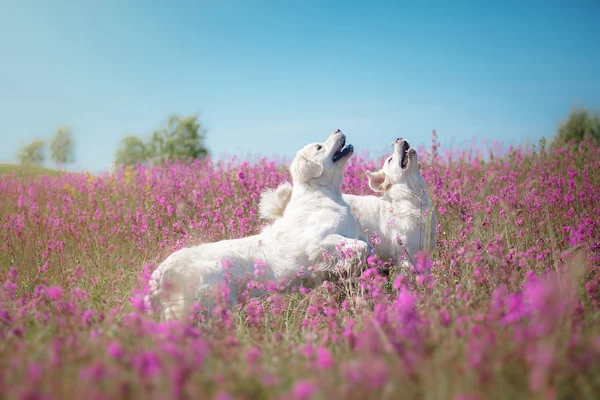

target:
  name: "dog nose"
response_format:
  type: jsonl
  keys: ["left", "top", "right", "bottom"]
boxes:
{"left": 335, "top": 129, "right": 342, "bottom": 134}
{"left": 396, "top": 137, "right": 403, "bottom": 142}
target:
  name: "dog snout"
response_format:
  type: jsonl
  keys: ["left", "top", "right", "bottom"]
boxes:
{"left": 395, "top": 137, "right": 410, "bottom": 147}
{"left": 329, "top": 129, "right": 345, "bottom": 144}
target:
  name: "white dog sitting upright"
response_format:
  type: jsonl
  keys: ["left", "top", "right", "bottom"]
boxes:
{"left": 148, "top": 130, "right": 369, "bottom": 320}
{"left": 259, "top": 138, "right": 436, "bottom": 270}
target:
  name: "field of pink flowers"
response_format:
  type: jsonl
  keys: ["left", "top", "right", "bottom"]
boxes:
{"left": 1, "top": 136, "right": 600, "bottom": 400}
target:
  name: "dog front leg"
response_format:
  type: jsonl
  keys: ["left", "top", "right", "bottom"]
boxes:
{"left": 311, "top": 234, "right": 371, "bottom": 274}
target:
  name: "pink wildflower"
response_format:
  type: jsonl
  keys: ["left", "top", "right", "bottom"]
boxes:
{"left": 246, "top": 347, "right": 261, "bottom": 365}
{"left": 315, "top": 347, "right": 333, "bottom": 369}
{"left": 46, "top": 286, "right": 63, "bottom": 301}
{"left": 291, "top": 380, "right": 316, "bottom": 400}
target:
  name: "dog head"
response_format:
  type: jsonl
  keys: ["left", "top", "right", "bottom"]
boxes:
{"left": 366, "top": 138, "right": 424, "bottom": 193}
{"left": 289, "top": 129, "right": 354, "bottom": 189}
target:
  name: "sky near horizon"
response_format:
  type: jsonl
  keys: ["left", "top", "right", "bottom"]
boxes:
{"left": 1, "top": 0, "right": 599, "bottom": 172}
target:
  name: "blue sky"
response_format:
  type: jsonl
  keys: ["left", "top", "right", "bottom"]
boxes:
{"left": 1, "top": 0, "right": 599, "bottom": 172}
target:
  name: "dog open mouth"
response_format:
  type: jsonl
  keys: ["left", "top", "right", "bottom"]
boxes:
{"left": 400, "top": 140, "right": 410, "bottom": 169}
{"left": 332, "top": 136, "right": 354, "bottom": 163}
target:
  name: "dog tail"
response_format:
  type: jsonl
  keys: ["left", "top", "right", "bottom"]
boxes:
{"left": 258, "top": 181, "right": 293, "bottom": 220}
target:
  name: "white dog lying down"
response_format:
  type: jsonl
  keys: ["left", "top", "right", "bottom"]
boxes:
{"left": 147, "top": 130, "right": 369, "bottom": 319}
{"left": 259, "top": 138, "right": 436, "bottom": 269}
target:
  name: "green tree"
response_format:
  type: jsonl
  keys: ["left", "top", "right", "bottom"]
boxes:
{"left": 148, "top": 114, "right": 209, "bottom": 163}
{"left": 114, "top": 136, "right": 149, "bottom": 166}
{"left": 114, "top": 114, "right": 209, "bottom": 167}
{"left": 16, "top": 139, "right": 46, "bottom": 165}
{"left": 553, "top": 108, "right": 600, "bottom": 149}
{"left": 49, "top": 125, "right": 75, "bottom": 167}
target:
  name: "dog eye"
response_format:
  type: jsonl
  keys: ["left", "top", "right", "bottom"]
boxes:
{"left": 388, "top": 157, "right": 393, "bottom": 164}
{"left": 316, "top": 145, "right": 322, "bottom": 151}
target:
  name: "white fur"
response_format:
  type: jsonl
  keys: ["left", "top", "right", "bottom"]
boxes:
{"left": 258, "top": 181, "right": 292, "bottom": 220}
{"left": 259, "top": 139, "right": 436, "bottom": 269}
{"left": 147, "top": 130, "right": 369, "bottom": 320}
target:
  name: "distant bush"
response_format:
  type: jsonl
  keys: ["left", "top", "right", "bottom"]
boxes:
{"left": 16, "top": 138, "right": 46, "bottom": 165}
{"left": 115, "top": 135, "right": 150, "bottom": 166}
{"left": 115, "top": 114, "right": 209, "bottom": 166}
{"left": 49, "top": 125, "right": 75, "bottom": 167}
{"left": 552, "top": 108, "right": 600, "bottom": 149}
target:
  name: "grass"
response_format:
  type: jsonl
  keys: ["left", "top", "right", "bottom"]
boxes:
{"left": 0, "top": 140, "right": 599, "bottom": 399}
{"left": 0, "top": 163, "right": 60, "bottom": 177}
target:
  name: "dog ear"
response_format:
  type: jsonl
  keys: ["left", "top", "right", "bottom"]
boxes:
{"left": 366, "top": 170, "right": 388, "bottom": 192}
{"left": 290, "top": 154, "right": 323, "bottom": 183}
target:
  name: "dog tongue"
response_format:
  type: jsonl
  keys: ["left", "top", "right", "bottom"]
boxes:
{"left": 333, "top": 144, "right": 353, "bottom": 162}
